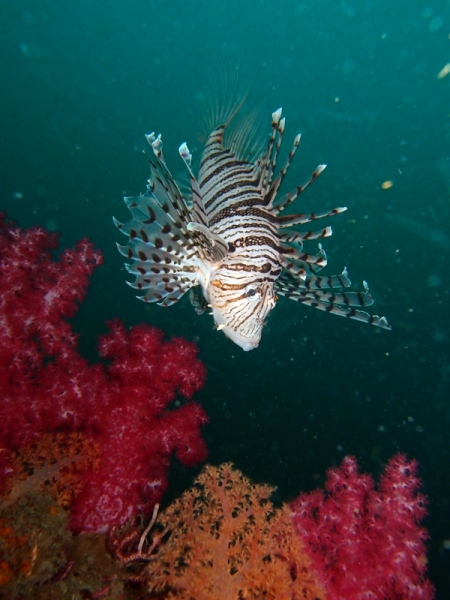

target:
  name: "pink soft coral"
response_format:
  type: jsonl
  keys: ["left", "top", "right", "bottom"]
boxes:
{"left": 0, "top": 214, "right": 208, "bottom": 532}
{"left": 290, "top": 454, "right": 434, "bottom": 600}
{"left": 70, "top": 321, "right": 208, "bottom": 532}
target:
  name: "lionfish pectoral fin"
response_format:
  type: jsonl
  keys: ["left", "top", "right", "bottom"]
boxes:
{"left": 115, "top": 132, "right": 206, "bottom": 308}
{"left": 123, "top": 252, "right": 201, "bottom": 307}
{"left": 279, "top": 226, "right": 333, "bottom": 245}
{"left": 280, "top": 243, "right": 328, "bottom": 274}
{"left": 189, "top": 286, "right": 209, "bottom": 315}
{"left": 301, "top": 269, "right": 352, "bottom": 290}
{"left": 187, "top": 222, "right": 228, "bottom": 263}
{"left": 275, "top": 271, "right": 391, "bottom": 330}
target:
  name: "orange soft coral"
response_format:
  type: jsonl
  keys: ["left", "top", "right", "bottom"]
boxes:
{"left": 145, "top": 463, "right": 326, "bottom": 600}
{"left": 2, "top": 432, "right": 99, "bottom": 511}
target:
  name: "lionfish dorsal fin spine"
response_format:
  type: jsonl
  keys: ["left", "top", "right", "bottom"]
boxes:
{"left": 274, "top": 164, "right": 327, "bottom": 214}
{"left": 199, "top": 54, "right": 256, "bottom": 138}
{"left": 277, "top": 206, "right": 347, "bottom": 228}
{"left": 179, "top": 142, "right": 209, "bottom": 228}
{"left": 255, "top": 108, "right": 283, "bottom": 194}
{"left": 145, "top": 133, "right": 193, "bottom": 227}
{"left": 266, "top": 133, "right": 301, "bottom": 209}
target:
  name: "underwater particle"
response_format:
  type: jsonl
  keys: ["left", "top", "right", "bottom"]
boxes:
{"left": 429, "top": 16, "right": 443, "bottom": 31}
{"left": 438, "top": 157, "right": 450, "bottom": 194}
{"left": 440, "top": 365, "right": 450, "bottom": 379}
{"left": 342, "top": 59, "right": 355, "bottom": 75}
{"left": 19, "top": 41, "right": 41, "bottom": 58}
{"left": 12, "top": 191, "right": 24, "bottom": 200}
{"left": 426, "top": 274, "right": 441, "bottom": 288}
{"left": 415, "top": 425, "right": 424, "bottom": 433}
{"left": 437, "top": 63, "right": 450, "bottom": 79}
{"left": 432, "top": 331, "right": 445, "bottom": 343}
{"left": 341, "top": 2, "right": 355, "bottom": 18}
{"left": 45, "top": 220, "right": 58, "bottom": 232}
{"left": 22, "top": 10, "right": 36, "bottom": 25}
{"left": 381, "top": 180, "right": 394, "bottom": 190}
{"left": 430, "top": 228, "right": 447, "bottom": 244}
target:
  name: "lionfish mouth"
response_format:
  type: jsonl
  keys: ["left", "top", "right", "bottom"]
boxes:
{"left": 213, "top": 304, "right": 263, "bottom": 351}
{"left": 216, "top": 323, "right": 261, "bottom": 351}
{"left": 227, "top": 331, "right": 260, "bottom": 352}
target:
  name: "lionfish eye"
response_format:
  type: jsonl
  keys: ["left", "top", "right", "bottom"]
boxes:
{"left": 246, "top": 286, "right": 261, "bottom": 298}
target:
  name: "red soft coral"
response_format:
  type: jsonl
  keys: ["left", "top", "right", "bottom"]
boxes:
{"left": 0, "top": 214, "right": 208, "bottom": 532}
{"left": 290, "top": 454, "right": 434, "bottom": 600}
{"left": 70, "top": 323, "right": 208, "bottom": 532}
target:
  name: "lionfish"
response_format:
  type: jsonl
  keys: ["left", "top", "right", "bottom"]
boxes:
{"left": 114, "top": 83, "right": 390, "bottom": 351}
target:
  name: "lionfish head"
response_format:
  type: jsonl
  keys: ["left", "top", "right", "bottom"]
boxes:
{"left": 207, "top": 276, "right": 277, "bottom": 351}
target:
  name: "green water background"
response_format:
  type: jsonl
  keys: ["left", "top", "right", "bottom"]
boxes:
{"left": 1, "top": 0, "right": 449, "bottom": 595}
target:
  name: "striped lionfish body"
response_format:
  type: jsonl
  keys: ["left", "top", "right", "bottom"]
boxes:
{"left": 115, "top": 100, "right": 390, "bottom": 351}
